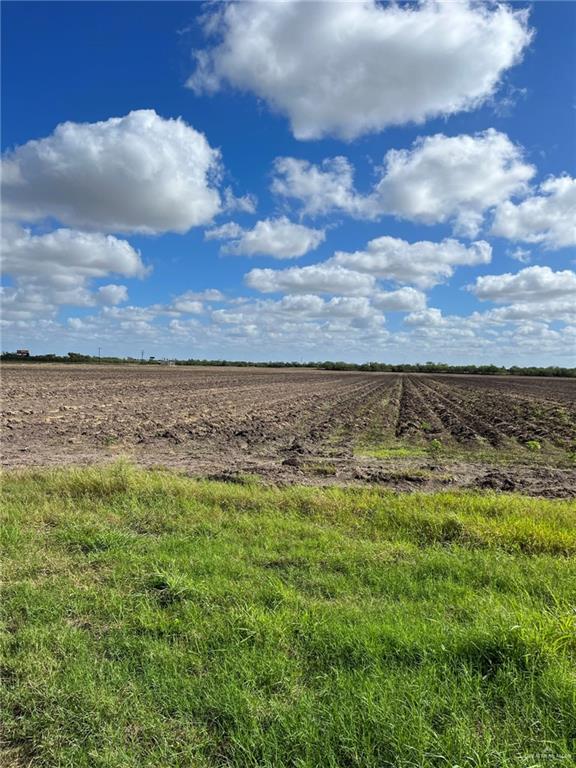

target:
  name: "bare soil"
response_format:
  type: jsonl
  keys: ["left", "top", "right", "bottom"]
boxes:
{"left": 2, "top": 364, "right": 575, "bottom": 497}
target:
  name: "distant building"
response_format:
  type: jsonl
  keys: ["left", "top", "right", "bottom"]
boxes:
{"left": 16, "top": 349, "right": 30, "bottom": 357}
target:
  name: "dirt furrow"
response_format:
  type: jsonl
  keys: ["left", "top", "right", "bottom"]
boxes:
{"left": 395, "top": 377, "right": 445, "bottom": 440}
{"left": 3, "top": 365, "right": 575, "bottom": 498}
{"left": 414, "top": 378, "right": 506, "bottom": 446}
{"left": 427, "top": 377, "right": 576, "bottom": 448}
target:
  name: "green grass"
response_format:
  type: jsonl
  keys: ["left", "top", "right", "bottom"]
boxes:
{"left": 356, "top": 438, "right": 576, "bottom": 469}
{"left": 356, "top": 445, "right": 427, "bottom": 459}
{"left": 2, "top": 463, "right": 576, "bottom": 768}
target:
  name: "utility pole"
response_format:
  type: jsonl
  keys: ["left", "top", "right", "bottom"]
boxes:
{"left": 98, "top": 347, "right": 101, "bottom": 362}
{"left": 141, "top": 349, "right": 144, "bottom": 364}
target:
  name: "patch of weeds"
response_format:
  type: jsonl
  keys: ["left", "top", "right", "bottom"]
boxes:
{"left": 427, "top": 438, "right": 444, "bottom": 462}
{"left": 525, "top": 440, "right": 542, "bottom": 453}
{"left": 357, "top": 445, "right": 426, "bottom": 459}
{"left": 55, "top": 460, "right": 136, "bottom": 499}
{"left": 384, "top": 469, "right": 432, "bottom": 482}
{"left": 145, "top": 570, "right": 191, "bottom": 605}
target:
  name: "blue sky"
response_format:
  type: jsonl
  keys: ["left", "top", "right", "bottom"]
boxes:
{"left": 2, "top": 0, "right": 575, "bottom": 364}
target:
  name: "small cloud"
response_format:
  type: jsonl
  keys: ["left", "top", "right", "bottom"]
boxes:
{"left": 97, "top": 284, "right": 129, "bottom": 306}
{"left": 207, "top": 216, "right": 325, "bottom": 260}
{"left": 508, "top": 247, "right": 531, "bottom": 264}
{"left": 223, "top": 187, "right": 257, "bottom": 214}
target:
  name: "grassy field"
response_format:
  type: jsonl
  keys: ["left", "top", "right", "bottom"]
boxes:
{"left": 2, "top": 464, "right": 575, "bottom": 767}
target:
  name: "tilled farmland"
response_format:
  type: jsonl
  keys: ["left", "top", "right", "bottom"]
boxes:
{"left": 2, "top": 364, "right": 576, "bottom": 496}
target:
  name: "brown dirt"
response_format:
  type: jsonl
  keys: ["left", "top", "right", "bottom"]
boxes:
{"left": 2, "top": 364, "right": 576, "bottom": 497}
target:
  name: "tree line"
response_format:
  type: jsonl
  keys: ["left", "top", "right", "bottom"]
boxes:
{"left": 1, "top": 351, "right": 575, "bottom": 377}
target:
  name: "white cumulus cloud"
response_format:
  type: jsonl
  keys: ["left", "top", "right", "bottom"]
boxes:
{"left": 188, "top": 0, "right": 531, "bottom": 140}
{"left": 271, "top": 131, "right": 535, "bottom": 236}
{"left": 222, "top": 187, "right": 257, "bottom": 215}
{"left": 172, "top": 289, "right": 224, "bottom": 307}
{"left": 470, "top": 265, "right": 576, "bottom": 303}
{"left": 245, "top": 264, "right": 376, "bottom": 296}
{"left": 482, "top": 299, "right": 576, "bottom": 325}
{"left": 2, "top": 225, "right": 146, "bottom": 282}
{"left": 373, "top": 130, "right": 535, "bottom": 236}
{"left": 171, "top": 298, "right": 205, "bottom": 315}
{"left": 2, "top": 110, "right": 222, "bottom": 234}
{"left": 1, "top": 224, "right": 146, "bottom": 320}
{"left": 372, "top": 287, "right": 427, "bottom": 312}
{"left": 332, "top": 236, "right": 492, "bottom": 289}
{"left": 405, "top": 308, "right": 446, "bottom": 328}
{"left": 491, "top": 175, "right": 576, "bottom": 249}
{"left": 271, "top": 157, "right": 365, "bottom": 217}
{"left": 206, "top": 216, "right": 325, "bottom": 259}
{"left": 278, "top": 295, "right": 376, "bottom": 320}
{"left": 97, "top": 284, "right": 129, "bottom": 306}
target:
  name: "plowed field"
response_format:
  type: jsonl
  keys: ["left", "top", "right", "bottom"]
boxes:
{"left": 2, "top": 364, "right": 576, "bottom": 496}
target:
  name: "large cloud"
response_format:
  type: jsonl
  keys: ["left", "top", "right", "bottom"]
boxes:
{"left": 245, "top": 231, "right": 492, "bottom": 303}
{"left": 332, "top": 236, "right": 492, "bottom": 289}
{"left": 373, "top": 130, "right": 535, "bottom": 235}
{"left": 188, "top": 1, "right": 531, "bottom": 140}
{"left": 271, "top": 131, "right": 535, "bottom": 236}
{"left": 482, "top": 299, "right": 576, "bottom": 325}
{"left": 2, "top": 224, "right": 146, "bottom": 282}
{"left": 273, "top": 294, "right": 377, "bottom": 320}
{"left": 491, "top": 175, "right": 576, "bottom": 249}
{"left": 1, "top": 224, "right": 146, "bottom": 320}
{"left": 245, "top": 264, "right": 376, "bottom": 296}
{"left": 400, "top": 306, "right": 575, "bottom": 360}
{"left": 209, "top": 294, "right": 388, "bottom": 349}
{"left": 2, "top": 110, "right": 221, "bottom": 234}
{"left": 206, "top": 216, "right": 325, "bottom": 259}
{"left": 244, "top": 261, "right": 426, "bottom": 309}
{"left": 470, "top": 266, "right": 576, "bottom": 303}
